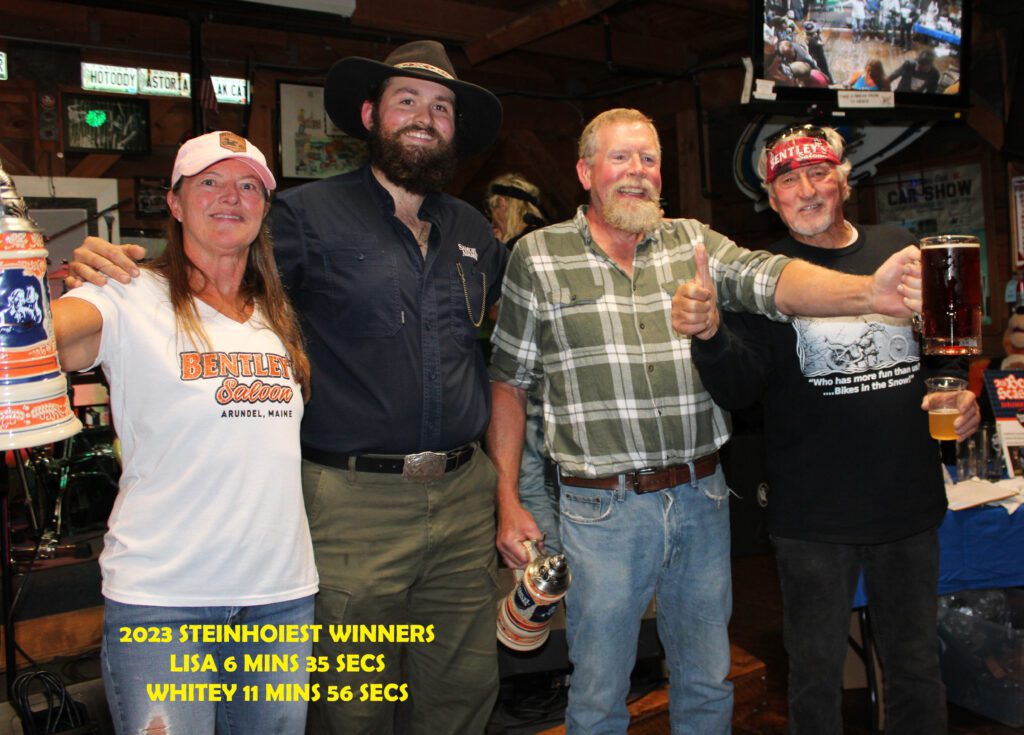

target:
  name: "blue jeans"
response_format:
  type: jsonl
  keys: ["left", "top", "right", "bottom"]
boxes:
{"left": 102, "top": 595, "right": 315, "bottom": 735}
{"left": 560, "top": 466, "right": 733, "bottom": 735}
{"left": 519, "top": 413, "right": 561, "bottom": 554}
{"left": 773, "top": 529, "right": 945, "bottom": 734}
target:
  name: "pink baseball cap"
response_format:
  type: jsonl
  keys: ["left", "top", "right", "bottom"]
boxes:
{"left": 171, "top": 131, "right": 276, "bottom": 191}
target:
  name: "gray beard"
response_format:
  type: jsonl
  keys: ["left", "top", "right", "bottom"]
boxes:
{"left": 787, "top": 204, "right": 839, "bottom": 238}
{"left": 602, "top": 198, "right": 662, "bottom": 235}
{"left": 790, "top": 219, "right": 833, "bottom": 237}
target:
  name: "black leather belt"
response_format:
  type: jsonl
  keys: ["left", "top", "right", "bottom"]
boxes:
{"left": 559, "top": 452, "right": 719, "bottom": 494}
{"left": 302, "top": 444, "right": 475, "bottom": 480}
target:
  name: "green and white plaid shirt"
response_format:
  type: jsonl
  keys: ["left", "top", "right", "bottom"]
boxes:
{"left": 489, "top": 206, "right": 791, "bottom": 477}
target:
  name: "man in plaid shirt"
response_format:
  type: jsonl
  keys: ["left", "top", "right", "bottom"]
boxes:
{"left": 486, "top": 108, "right": 921, "bottom": 734}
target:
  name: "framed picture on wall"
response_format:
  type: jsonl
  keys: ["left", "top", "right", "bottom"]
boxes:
{"left": 277, "top": 82, "right": 367, "bottom": 180}
{"left": 62, "top": 93, "right": 150, "bottom": 155}
{"left": 135, "top": 177, "right": 169, "bottom": 218}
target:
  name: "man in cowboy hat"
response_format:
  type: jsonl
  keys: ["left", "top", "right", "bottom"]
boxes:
{"left": 67, "top": 40, "right": 507, "bottom": 735}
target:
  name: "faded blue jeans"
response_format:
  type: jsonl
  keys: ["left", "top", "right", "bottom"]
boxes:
{"left": 560, "top": 466, "right": 733, "bottom": 735}
{"left": 102, "top": 595, "right": 315, "bottom": 735}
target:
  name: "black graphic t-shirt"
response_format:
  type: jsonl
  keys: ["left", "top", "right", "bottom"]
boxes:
{"left": 692, "top": 225, "right": 949, "bottom": 543}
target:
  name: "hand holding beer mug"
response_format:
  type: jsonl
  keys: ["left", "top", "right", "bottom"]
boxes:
{"left": 919, "top": 235, "right": 982, "bottom": 355}
{"left": 924, "top": 376, "right": 968, "bottom": 441}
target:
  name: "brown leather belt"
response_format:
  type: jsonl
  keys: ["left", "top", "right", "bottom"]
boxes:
{"left": 559, "top": 452, "right": 719, "bottom": 494}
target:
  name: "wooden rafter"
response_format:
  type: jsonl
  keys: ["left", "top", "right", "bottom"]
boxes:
{"left": 464, "top": 0, "right": 623, "bottom": 66}
{"left": 0, "top": 144, "right": 31, "bottom": 176}
{"left": 658, "top": 0, "right": 750, "bottom": 19}
{"left": 350, "top": 0, "right": 694, "bottom": 74}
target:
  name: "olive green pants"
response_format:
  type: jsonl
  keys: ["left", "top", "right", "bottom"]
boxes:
{"left": 301, "top": 448, "right": 499, "bottom": 735}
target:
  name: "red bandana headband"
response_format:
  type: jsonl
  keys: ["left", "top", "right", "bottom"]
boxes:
{"left": 765, "top": 136, "right": 841, "bottom": 183}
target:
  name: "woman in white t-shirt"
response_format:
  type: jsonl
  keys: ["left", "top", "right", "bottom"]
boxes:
{"left": 53, "top": 132, "right": 318, "bottom": 735}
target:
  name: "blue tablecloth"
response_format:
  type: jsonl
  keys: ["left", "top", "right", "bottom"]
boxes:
{"left": 853, "top": 504, "right": 1024, "bottom": 607}
{"left": 913, "top": 22, "right": 961, "bottom": 46}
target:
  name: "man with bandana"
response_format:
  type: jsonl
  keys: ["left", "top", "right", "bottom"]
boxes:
{"left": 691, "top": 125, "right": 979, "bottom": 733}
{"left": 487, "top": 109, "right": 925, "bottom": 734}
{"left": 68, "top": 40, "right": 507, "bottom": 735}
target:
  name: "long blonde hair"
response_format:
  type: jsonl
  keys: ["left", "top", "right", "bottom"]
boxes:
{"left": 148, "top": 185, "right": 311, "bottom": 400}
{"left": 486, "top": 173, "right": 544, "bottom": 243}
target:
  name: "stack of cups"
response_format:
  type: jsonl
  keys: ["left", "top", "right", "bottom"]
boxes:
{"left": 0, "top": 162, "right": 82, "bottom": 449}
{"left": 956, "top": 423, "right": 1001, "bottom": 483}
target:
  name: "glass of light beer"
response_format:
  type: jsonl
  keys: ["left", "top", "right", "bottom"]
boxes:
{"left": 924, "top": 376, "right": 967, "bottom": 441}
{"left": 919, "top": 235, "right": 982, "bottom": 355}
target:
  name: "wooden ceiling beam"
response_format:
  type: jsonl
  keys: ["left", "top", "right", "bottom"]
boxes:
{"left": 349, "top": 0, "right": 692, "bottom": 74}
{"left": 657, "top": 0, "right": 750, "bottom": 19}
{"left": 0, "top": 144, "right": 31, "bottom": 176}
{"left": 348, "top": 0, "right": 510, "bottom": 41}
{"left": 2, "top": 0, "right": 746, "bottom": 96}
{"left": 464, "top": 0, "right": 623, "bottom": 65}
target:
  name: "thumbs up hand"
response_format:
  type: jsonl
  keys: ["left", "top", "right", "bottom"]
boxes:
{"left": 671, "top": 244, "right": 719, "bottom": 340}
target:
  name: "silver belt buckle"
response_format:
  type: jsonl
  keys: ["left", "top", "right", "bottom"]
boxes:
{"left": 403, "top": 451, "right": 447, "bottom": 481}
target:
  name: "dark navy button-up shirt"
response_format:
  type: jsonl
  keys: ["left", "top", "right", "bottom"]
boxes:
{"left": 270, "top": 165, "right": 507, "bottom": 455}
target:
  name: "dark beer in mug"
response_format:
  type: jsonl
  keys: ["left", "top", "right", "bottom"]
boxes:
{"left": 920, "top": 235, "right": 982, "bottom": 356}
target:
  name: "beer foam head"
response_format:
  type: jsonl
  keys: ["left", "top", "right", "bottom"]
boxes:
{"left": 920, "top": 235, "right": 979, "bottom": 249}
{"left": 171, "top": 132, "right": 276, "bottom": 192}
{"left": 765, "top": 136, "right": 840, "bottom": 183}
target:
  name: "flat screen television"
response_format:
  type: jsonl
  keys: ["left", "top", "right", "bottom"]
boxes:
{"left": 750, "top": 0, "right": 971, "bottom": 121}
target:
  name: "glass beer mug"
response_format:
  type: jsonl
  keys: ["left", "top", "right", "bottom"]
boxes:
{"left": 919, "top": 235, "right": 982, "bottom": 356}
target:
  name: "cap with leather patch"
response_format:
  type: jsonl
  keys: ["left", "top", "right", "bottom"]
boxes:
{"left": 171, "top": 131, "right": 276, "bottom": 191}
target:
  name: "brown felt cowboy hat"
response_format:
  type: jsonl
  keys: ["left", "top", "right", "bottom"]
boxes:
{"left": 324, "top": 40, "right": 502, "bottom": 158}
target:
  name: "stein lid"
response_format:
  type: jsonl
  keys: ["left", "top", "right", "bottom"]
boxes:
{"left": 0, "top": 160, "right": 41, "bottom": 236}
{"left": 530, "top": 554, "right": 571, "bottom": 595}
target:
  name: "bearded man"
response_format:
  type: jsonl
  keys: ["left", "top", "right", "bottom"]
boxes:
{"left": 67, "top": 40, "right": 507, "bottom": 735}
{"left": 486, "top": 108, "right": 923, "bottom": 734}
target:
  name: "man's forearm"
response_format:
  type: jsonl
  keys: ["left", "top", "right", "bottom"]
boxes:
{"left": 487, "top": 381, "right": 528, "bottom": 509}
{"left": 773, "top": 259, "right": 871, "bottom": 316}
{"left": 773, "top": 245, "right": 919, "bottom": 318}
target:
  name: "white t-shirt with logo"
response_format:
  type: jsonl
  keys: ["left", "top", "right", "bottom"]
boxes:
{"left": 63, "top": 270, "right": 318, "bottom": 606}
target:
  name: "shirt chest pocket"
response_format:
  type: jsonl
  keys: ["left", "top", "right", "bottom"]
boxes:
{"left": 548, "top": 284, "right": 607, "bottom": 351}
{"left": 449, "top": 259, "right": 488, "bottom": 348}
{"left": 317, "top": 235, "right": 401, "bottom": 338}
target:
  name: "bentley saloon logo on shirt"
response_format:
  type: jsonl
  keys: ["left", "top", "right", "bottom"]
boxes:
{"left": 179, "top": 351, "right": 294, "bottom": 405}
